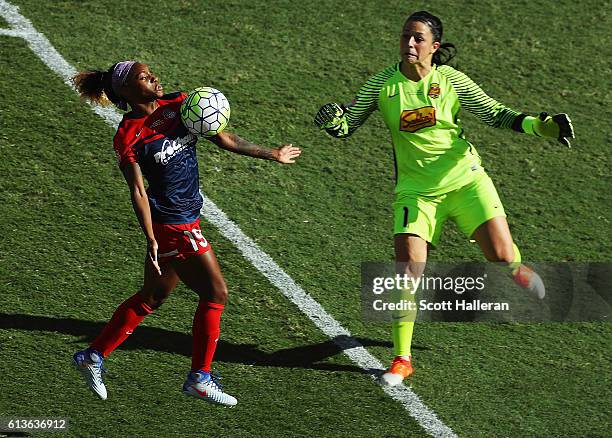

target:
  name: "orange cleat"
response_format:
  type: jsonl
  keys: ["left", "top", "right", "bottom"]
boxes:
{"left": 381, "top": 356, "right": 413, "bottom": 386}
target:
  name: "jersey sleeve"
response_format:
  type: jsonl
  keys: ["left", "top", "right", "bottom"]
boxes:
{"left": 325, "top": 64, "right": 398, "bottom": 138}
{"left": 113, "top": 121, "right": 138, "bottom": 168}
{"left": 437, "top": 65, "right": 524, "bottom": 130}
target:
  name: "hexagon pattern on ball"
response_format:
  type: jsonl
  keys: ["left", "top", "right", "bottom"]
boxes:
{"left": 180, "top": 87, "right": 230, "bottom": 137}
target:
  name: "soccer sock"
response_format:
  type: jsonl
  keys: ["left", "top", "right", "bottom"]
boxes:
{"left": 507, "top": 243, "right": 546, "bottom": 298}
{"left": 509, "top": 243, "right": 522, "bottom": 275}
{"left": 509, "top": 243, "right": 530, "bottom": 286}
{"left": 392, "top": 320, "right": 414, "bottom": 358}
{"left": 90, "top": 292, "right": 153, "bottom": 357}
{"left": 191, "top": 301, "right": 225, "bottom": 373}
{"left": 391, "top": 286, "right": 416, "bottom": 358}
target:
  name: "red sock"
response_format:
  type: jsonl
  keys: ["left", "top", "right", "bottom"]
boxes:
{"left": 90, "top": 292, "right": 153, "bottom": 357}
{"left": 191, "top": 301, "right": 224, "bottom": 372}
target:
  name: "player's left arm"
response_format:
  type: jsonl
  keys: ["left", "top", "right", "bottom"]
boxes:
{"left": 439, "top": 65, "right": 575, "bottom": 147}
{"left": 208, "top": 131, "right": 302, "bottom": 164}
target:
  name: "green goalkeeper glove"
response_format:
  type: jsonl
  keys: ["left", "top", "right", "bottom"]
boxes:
{"left": 526, "top": 112, "right": 575, "bottom": 147}
{"left": 314, "top": 102, "right": 345, "bottom": 130}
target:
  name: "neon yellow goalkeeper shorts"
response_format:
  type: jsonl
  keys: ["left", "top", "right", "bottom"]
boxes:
{"left": 392, "top": 172, "right": 506, "bottom": 246}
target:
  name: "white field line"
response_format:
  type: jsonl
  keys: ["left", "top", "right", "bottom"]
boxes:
{"left": 0, "top": 2, "right": 456, "bottom": 437}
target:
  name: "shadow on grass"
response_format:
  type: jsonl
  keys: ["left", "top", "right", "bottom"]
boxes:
{"left": 0, "top": 313, "right": 428, "bottom": 375}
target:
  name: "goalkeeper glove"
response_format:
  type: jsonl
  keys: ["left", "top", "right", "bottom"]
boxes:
{"left": 314, "top": 102, "right": 345, "bottom": 130}
{"left": 524, "top": 112, "right": 575, "bottom": 147}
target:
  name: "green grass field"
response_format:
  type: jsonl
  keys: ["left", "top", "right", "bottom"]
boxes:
{"left": 1, "top": 0, "right": 610, "bottom": 437}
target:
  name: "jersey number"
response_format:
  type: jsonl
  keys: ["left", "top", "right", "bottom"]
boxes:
{"left": 184, "top": 228, "right": 208, "bottom": 251}
{"left": 403, "top": 207, "right": 410, "bottom": 228}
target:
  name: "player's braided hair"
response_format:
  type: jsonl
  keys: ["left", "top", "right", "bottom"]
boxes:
{"left": 72, "top": 64, "right": 123, "bottom": 107}
{"left": 406, "top": 11, "right": 457, "bottom": 65}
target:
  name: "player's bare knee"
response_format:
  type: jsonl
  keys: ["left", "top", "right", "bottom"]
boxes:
{"left": 139, "top": 287, "right": 171, "bottom": 309}
{"left": 409, "top": 260, "right": 426, "bottom": 278}
{"left": 209, "top": 282, "right": 229, "bottom": 304}
{"left": 148, "top": 296, "right": 167, "bottom": 309}
{"left": 397, "top": 258, "right": 426, "bottom": 278}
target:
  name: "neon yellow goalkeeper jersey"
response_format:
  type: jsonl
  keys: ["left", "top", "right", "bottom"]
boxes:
{"left": 327, "top": 63, "right": 523, "bottom": 196}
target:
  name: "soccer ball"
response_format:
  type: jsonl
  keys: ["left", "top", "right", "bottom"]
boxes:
{"left": 180, "top": 87, "right": 230, "bottom": 137}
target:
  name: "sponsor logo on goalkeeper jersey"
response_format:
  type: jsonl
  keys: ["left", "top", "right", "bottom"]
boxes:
{"left": 400, "top": 106, "right": 436, "bottom": 132}
{"left": 428, "top": 83, "right": 441, "bottom": 99}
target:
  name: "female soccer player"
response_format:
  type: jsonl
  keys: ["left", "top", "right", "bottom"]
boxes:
{"left": 314, "top": 11, "right": 574, "bottom": 386}
{"left": 72, "top": 61, "right": 301, "bottom": 405}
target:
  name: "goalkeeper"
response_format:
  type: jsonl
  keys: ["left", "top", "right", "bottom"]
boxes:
{"left": 314, "top": 11, "right": 574, "bottom": 386}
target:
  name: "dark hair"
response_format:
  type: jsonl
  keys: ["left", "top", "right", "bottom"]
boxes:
{"left": 72, "top": 63, "right": 123, "bottom": 107}
{"left": 406, "top": 11, "right": 457, "bottom": 65}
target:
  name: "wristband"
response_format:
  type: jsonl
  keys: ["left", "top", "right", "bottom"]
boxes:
{"left": 521, "top": 116, "right": 538, "bottom": 136}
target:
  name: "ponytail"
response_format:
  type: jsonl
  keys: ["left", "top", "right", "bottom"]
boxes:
{"left": 72, "top": 64, "right": 123, "bottom": 107}
{"left": 433, "top": 42, "right": 457, "bottom": 66}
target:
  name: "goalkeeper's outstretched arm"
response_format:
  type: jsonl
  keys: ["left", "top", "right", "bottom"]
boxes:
{"left": 314, "top": 102, "right": 352, "bottom": 138}
{"left": 314, "top": 97, "right": 377, "bottom": 139}
{"left": 314, "top": 64, "right": 397, "bottom": 138}
{"left": 438, "top": 65, "right": 575, "bottom": 147}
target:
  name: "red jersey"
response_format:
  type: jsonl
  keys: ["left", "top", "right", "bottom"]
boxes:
{"left": 113, "top": 92, "right": 202, "bottom": 224}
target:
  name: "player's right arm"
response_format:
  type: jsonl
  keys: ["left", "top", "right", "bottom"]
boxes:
{"left": 314, "top": 64, "right": 397, "bottom": 138}
{"left": 121, "top": 162, "right": 161, "bottom": 275}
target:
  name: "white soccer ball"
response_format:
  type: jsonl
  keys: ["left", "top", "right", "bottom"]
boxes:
{"left": 180, "top": 87, "right": 230, "bottom": 137}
